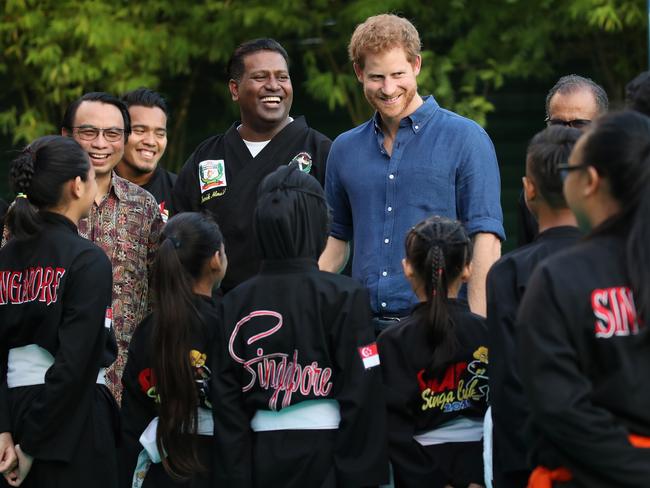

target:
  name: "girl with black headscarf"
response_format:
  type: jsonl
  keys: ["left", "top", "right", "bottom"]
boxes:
{"left": 212, "top": 164, "right": 389, "bottom": 488}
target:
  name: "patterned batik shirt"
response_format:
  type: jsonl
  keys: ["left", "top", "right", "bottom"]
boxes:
{"left": 78, "top": 173, "right": 163, "bottom": 403}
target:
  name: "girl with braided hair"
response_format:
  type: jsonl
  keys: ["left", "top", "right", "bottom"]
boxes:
{"left": 0, "top": 135, "right": 118, "bottom": 486}
{"left": 378, "top": 215, "right": 488, "bottom": 488}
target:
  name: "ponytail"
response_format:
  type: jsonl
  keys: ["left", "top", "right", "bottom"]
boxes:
{"left": 150, "top": 212, "right": 223, "bottom": 480}
{"left": 626, "top": 157, "right": 650, "bottom": 322}
{"left": 405, "top": 217, "right": 472, "bottom": 376}
{"left": 6, "top": 136, "right": 90, "bottom": 239}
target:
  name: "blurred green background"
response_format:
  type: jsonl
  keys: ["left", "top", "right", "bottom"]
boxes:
{"left": 1, "top": 0, "right": 646, "bottom": 251}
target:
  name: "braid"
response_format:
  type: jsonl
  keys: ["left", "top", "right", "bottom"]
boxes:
{"left": 405, "top": 216, "right": 472, "bottom": 376}
{"left": 9, "top": 147, "right": 36, "bottom": 197}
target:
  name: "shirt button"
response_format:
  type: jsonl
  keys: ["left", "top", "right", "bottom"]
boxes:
{"left": 381, "top": 302, "right": 387, "bottom": 308}
{"left": 389, "top": 174, "right": 395, "bottom": 180}
{"left": 382, "top": 271, "right": 388, "bottom": 276}
{"left": 414, "top": 125, "right": 419, "bottom": 130}
{"left": 384, "top": 238, "right": 389, "bottom": 244}
{"left": 387, "top": 206, "right": 392, "bottom": 212}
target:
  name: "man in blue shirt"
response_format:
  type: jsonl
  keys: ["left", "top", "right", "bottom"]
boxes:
{"left": 319, "top": 14, "right": 504, "bottom": 324}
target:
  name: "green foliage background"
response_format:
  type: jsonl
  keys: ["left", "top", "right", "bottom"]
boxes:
{"left": 0, "top": 0, "right": 647, "bottom": 245}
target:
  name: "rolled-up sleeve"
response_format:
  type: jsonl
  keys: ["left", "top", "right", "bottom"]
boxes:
{"left": 456, "top": 126, "right": 505, "bottom": 240}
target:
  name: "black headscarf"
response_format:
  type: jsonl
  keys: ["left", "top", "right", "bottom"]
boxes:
{"left": 254, "top": 164, "right": 330, "bottom": 260}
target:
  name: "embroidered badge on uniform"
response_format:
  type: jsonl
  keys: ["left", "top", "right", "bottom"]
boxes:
{"left": 289, "top": 152, "right": 313, "bottom": 174}
{"left": 104, "top": 306, "right": 113, "bottom": 329}
{"left": 198, "top": 160, "right": 227, "bottom": 193}
{"left": 358, "top": 343, "right": 380, "bottom": 369}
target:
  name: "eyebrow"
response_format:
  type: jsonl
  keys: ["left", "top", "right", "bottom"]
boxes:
{"left": 132, "top": 124, "right": 166, "bottom": 130}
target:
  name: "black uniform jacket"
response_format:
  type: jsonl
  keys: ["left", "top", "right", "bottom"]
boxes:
{"left": 377, "top": 299, "right": 489, "bottom": 485}
{"left": 0, "top": 212, "right": 116, "bottom": 462}
{"left": 120, "top": 295, "right": 219, "bottom": 487}
{"left": 487, "top": 226, "right": 582, "bottom": 475}
{"left": 212, "top": 258, "right": 388, "bottom": 488}
{"left": 141, "top": 165, "right": 177, "bottom": 219}
{"left": 172, "top": 117, "right": 331, "bottom": 292}
{"left": 518, "top": 233, "right": 650, "bottom": 487}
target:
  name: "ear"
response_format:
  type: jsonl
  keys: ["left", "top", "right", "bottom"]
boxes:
{"left": 353, "top": 63, "right": 364, "bottom": 83}
{"left": 402, "top": 258, "right": 414, "bottom": 280}
{"left": 70, "top": 176, "right": 83, "bottom": 200}
{"left": 62, "top": 128, "right": 71, "bottom": 137}
{"left": 228, "top": 79, "right": 239, "bottom": 102}
{"left": 460, "top": 262, "right": 471, "bottom": 284}
{"left": 412, "top": 54, "right": 422, "bottom": 76}
{"left": 583, "top": 166, "right": 601, "bottom": 197}
{"left": 523, "top": 175, "right": 536, "bottom": 203}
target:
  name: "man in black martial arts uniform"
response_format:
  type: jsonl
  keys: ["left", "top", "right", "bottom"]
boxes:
{"left": 517, "top": 75, "right": 607, "bottom": 246}
{"left": 487, "top": 126, "right": 583, "bottom": 487}
{"left": 173, "top": 38, "right": 331, "bottom": 293}
{"left": 117, "top": 88, "right": 176, "bottom": 222}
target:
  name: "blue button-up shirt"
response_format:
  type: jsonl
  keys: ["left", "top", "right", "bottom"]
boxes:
{"left": 325, "top": 96, "right": 505, "bottom": 315}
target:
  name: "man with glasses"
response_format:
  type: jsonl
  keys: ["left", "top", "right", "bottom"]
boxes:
{"left": 117, "top": 88, "right": 176, "bottom": 222}
{"left": 62, "top": 92, "right": 163, "bottom": 403}
{"left": 518, "top": 74, "right": 608, "bottom": 245}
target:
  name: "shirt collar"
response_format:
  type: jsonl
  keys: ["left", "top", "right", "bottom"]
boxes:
{"left": 372, "top": 95, "right": 439, "bottom": 134}
{"left": 109, "top": 171, "right": 130, "bottom": 201}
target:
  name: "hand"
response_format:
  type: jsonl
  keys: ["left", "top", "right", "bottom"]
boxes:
{"left": 0, "top": 432, "right": 16, "bottom": 474}
{"left": 4, "top": 445, "right": 33, "bottom": 487}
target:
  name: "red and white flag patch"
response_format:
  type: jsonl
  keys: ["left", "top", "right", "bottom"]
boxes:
{"left": 105, "top": 307, "right": 113, "bottom": 329}
{"left": 358, "top": 343, "right": 380, "bottom": 369}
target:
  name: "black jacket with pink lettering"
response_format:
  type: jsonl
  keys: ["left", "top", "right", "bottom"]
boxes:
{"left": 0, "top": 211, "right": 116, "bottom": 462}
{"left": 518, "top": 232, "right": 650, "bottom": 487}
{"left": 377, "top": 299, "right": 489, "bottom": 487}
{"left": 212, "top": 258, "right": 388, "bottom": 488}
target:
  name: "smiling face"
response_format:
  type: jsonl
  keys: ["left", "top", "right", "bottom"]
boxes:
{"left": 229, "top": 50, "right": 293, "bottom": 139}
{"left": 67, "top": 101, "right": 125, "bottom": 178}
{"left": 354, "top": 47, "right": 422, "bottom": 124}
{"left": 121, "top": 105, "right": 168, "bottom": 177}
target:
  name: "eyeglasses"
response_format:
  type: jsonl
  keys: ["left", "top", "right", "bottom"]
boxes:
{"left": 72, "top": 126, "right": 126, "bottom": 142}
{"left": 545, "top": 118, "right": 592, "bottom": 130}
{"left": 556, "top": 162, "right": 590, "bottom": 181}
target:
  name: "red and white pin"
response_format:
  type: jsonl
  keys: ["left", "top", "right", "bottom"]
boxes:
{"left": 105, "top": 306, "right": 113, "bottom": 329}
{"left": 358, "top": 343, "right": 380, "bottom": 369}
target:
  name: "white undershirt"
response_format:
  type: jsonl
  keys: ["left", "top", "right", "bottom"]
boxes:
{"left": 239, "top": 117, "right": 294, "bottom": 157}
{"left": 242, "top": 139, "right": 271, "bottom": 158}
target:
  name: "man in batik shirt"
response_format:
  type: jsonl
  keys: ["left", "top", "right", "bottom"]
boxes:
{"left": 62, "top": 92, "right": 163, "bottom": 403}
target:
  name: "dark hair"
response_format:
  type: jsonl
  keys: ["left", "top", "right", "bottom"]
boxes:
{"left": 545, "top": 74, "right": 608, "bottom": 119}
{"left": 6, "top": 135, "right": 90, "bottom": 239}
{"left": 150, "top": 212, "right": 223, "bottom": 480}
{"left": 405, "top": 216, "right": 472, "bottom": 375}
{"left": 61, "top": 91, "right": 131, "bottom": 136}
{"left": 625, "top": 71, "right": 650, "bottom": 117}
{"left": 227, "top": 38, "right": 289, "bottom": 82}
{"left": 121, "top": 87, "right": 169, "bottom": 117}
{"left": 254, "top": 164, "right": 329, "bottom": 260}
{"left": 578, "top": 110, "right": 650, "bottom": 321}
{"left": 526, "top": 125, "right": 581, "bottom": 209}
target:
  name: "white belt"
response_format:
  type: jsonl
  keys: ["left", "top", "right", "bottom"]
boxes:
{"left": 132, "top": 407, "right": 213, "bottom": 487}
{"left": 413, "top": 416, "right": 484, "bottom": 446}
{"left": 7, "top": 344, "right": 106, "bottom": 388}
{"left": 250, "top": 399, "right": 340, "bottom": 432}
